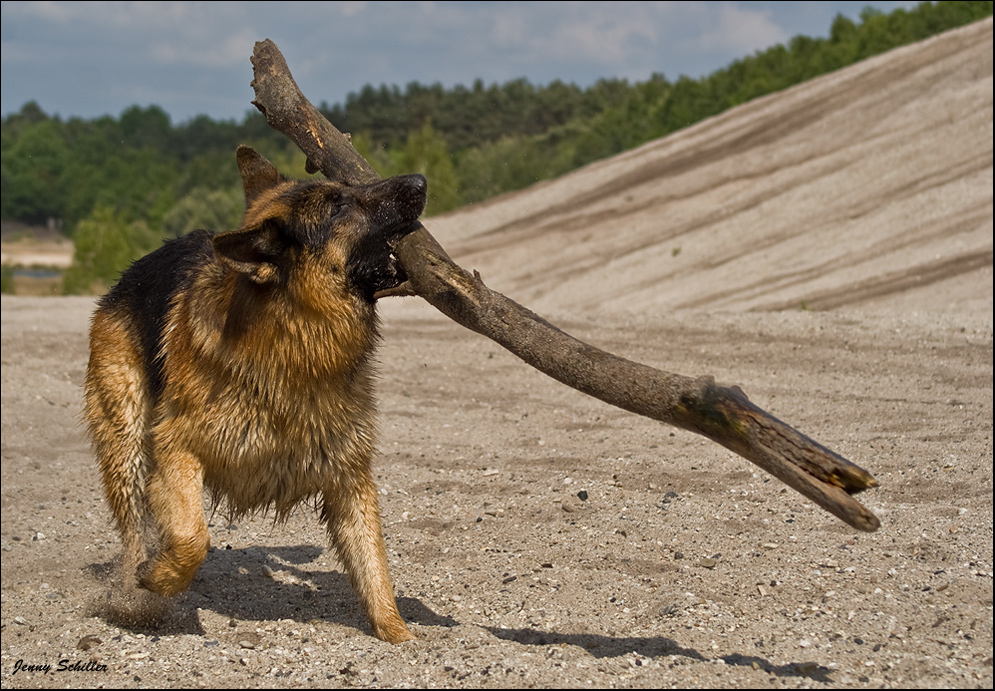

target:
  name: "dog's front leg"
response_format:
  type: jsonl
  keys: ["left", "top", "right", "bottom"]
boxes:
{"left": 322, "top": 470, "right": 414, "bottom": 643}
{"left": 137, "top": 443, "right": 210, "bottom": 597}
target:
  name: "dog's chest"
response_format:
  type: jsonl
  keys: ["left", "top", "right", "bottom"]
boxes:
{"left": 172, "top": 362, "right": 378, "bottom": 517}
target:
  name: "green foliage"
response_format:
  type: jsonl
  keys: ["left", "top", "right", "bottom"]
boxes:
{"left": 1, "top": 116, "right": 72, "bottom": 223}
{"left": 1, "top": 265, "right": 14, "bottom": 294}
{"left": 355, "top": 123, "right": 463, "bottom": 214}
{"left": 162, "top": 187, "right": 243, "bottom": 238}
{"left": 396, "top": 123, "right": 462, "bottom": 215}
{"left": 119, "top": 105, "right": 172, "bottom": 150}
{"left": 63, "top": 206, "right": 161, "bottom": 294}
{"left": 322, "top": 77, "right": 606, "bottom": 153}
{"left": 1, "top": 1, "right": 990, "bottom": 293}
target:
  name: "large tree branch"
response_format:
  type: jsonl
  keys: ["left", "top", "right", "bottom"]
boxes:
{"left": 249, "top": 39, "right": 880, "bottom": 532}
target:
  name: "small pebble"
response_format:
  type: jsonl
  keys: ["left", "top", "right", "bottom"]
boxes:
{"left": 77, "top": 635, "right": 103, "bottom": 651}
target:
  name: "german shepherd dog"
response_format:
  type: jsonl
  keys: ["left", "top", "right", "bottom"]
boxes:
{"left": 85, "top": 146, "right": 426, "bottom": 643}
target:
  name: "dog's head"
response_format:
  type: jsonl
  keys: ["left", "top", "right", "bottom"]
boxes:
{"left": 213, "top": 146, "right": 427, "bottom": 303}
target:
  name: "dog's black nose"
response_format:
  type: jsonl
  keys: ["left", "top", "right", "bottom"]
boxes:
{"left": 365, "top": 174, "right": 428, "bottom": 220}
{"left": 396, "top": 174, "right": 427, "bottom": 215}
{"left": 404, "top": 174, "right": 427, "bottom": 194}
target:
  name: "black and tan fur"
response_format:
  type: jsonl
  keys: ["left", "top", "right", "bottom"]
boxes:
{"left": 84, "top": 146, "right": 426, "bottom": 643}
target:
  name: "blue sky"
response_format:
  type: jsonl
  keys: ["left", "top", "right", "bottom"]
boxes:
{"left": 1, "top": 1, "right": 915, "bottom": 124}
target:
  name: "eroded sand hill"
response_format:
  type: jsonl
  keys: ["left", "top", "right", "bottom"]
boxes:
{"left": 430, "top": 17, "right": 992, "bottom": 317}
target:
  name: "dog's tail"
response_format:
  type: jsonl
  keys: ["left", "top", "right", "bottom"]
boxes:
{"left": 85, "top": 306, "right": 156, "bottom": 578}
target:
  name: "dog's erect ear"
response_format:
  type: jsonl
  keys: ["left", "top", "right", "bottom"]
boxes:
{"left": 237, "top": 146, "right": 283, "bottom": 207}
{"left": 213, "top": 222, "right": 285, "bottom": 285}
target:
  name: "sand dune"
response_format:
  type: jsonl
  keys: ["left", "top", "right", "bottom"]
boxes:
{"left": 429, "top": 16, "right": 993, "bottom": 316}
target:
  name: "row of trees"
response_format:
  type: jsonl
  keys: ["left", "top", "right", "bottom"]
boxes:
{"left": 2, "top": 0, "right": 991, "bottom": 293}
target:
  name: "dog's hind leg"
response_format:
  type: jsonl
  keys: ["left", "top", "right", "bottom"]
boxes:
{"left": 137, "top": 438, "right": 210, "bottom": 597}
{"left": 322, "top": 468, "right": 414, "bottom": 643}
{"left": 85, "top": 309, "right": 155, "bottom": 582}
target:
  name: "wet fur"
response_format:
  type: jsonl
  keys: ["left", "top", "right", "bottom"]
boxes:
{"left": 85, "top": 147, "right": 426, "bottom": 643}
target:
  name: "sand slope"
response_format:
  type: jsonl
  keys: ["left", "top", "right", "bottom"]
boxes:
{"left": 430, "top": 17, "right": 992, "bottom": 316}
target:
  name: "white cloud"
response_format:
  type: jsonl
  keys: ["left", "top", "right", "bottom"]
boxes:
{"left": 12, "top": 0, "right": 80, "bottom": 23}
{"left": 149, "top": 28, "right": 256, "bottom": 69}
{"left": 540, "top": 11, "right": 659, "bottom": 65}
{"left": 698, "top": 4, "right": 787, "bottom": 54}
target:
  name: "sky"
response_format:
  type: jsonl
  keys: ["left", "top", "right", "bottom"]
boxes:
{"left": 1, "top": 1, "right": 917, "bottom": 124}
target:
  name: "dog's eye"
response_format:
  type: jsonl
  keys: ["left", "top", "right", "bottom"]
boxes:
{"left": 268, "top": 217, "right": 289, "bottom": 239}
{"left": 323, "top": 190, "right": 345, "bottom": 209}
{"left": 319, "top": 196, "right": 347, "bottom": 225}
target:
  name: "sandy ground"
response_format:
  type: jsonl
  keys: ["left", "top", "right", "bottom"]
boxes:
{"left": 1, "top": 298, "right": 992, "bottom": 688}
{"left": 1, "top": 222, "right": 74, "bottom": 270}
{"left": 2, "top": 17, "right": 993, "bottom": 690}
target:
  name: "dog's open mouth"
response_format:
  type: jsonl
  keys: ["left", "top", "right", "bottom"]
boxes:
{"left": 381, "top": 219, "right": 423, "bottom": 288}
{"left": 347, "top": 174, "right": 426, "bottom": 300}
{"left": 349, "top": 220, "right": 421, "bottom": 300}
{"left": 384, "top": 248, "right": 405, "bottom": 288}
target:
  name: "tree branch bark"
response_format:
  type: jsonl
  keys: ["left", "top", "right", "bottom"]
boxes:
{"left": 249, "top": 39, "right": 880, "bottom": 533}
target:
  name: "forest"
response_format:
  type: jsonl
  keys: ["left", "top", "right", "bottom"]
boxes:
{"left": 1, "top": 0, "right": 991, "bottom": 293}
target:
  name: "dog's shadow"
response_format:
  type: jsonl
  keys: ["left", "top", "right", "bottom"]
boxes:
{"left": 485, "top": 627, "right": 834, "bottom": 682}
{"left": 88, "top": 548, "right": 832, "bottom": 681}
{"left": 88, "top": 543, "right": 455, "bottom": 637}
{"left": 195, "top": 543, "right": 455, "bottom": 630}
